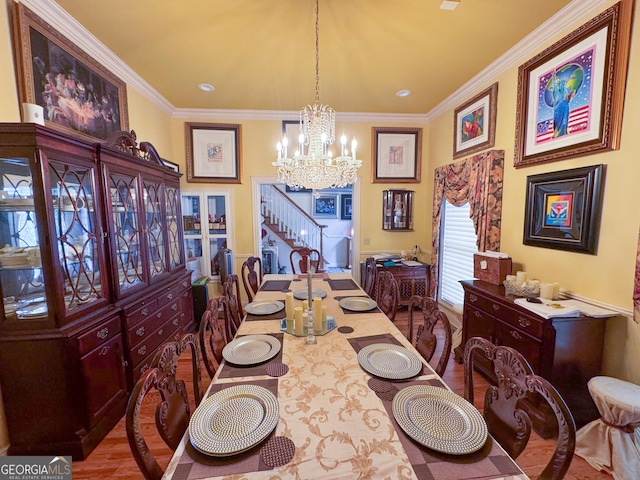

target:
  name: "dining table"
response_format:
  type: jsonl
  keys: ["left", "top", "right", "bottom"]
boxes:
{"left": 162, "top": 272, "right": 530, "bottom": 480}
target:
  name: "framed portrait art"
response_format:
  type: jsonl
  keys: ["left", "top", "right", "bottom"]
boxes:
{"left": 372, "top": 127, "right": 422, "bottom": 183}
{"left": 186, "top": 123, "right": 242, "bottom": 183}
{"left": 514, "top": 0, "right": 633, "bottom": 168}
{"left": 313, "top": 194, "right": 338, "bottom": 218}
{"left": 523, "top": 164, "right": 605, "bottom": 255}
{"left": 340, "top": 194, "right": 352, "bottom": 221}
{"left": 453, "top": 83, "right": 498, "bottom": 159}
{"left": 11, "top": 3, "right": 128, "bottom": 142}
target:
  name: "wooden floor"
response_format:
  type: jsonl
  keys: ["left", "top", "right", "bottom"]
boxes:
{"left": 71, "top": 309, "right": 612, "bottom": 480}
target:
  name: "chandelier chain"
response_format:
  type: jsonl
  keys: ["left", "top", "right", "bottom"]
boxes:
{"left": 314, "top": 0, "right": 320, "bottom": 104}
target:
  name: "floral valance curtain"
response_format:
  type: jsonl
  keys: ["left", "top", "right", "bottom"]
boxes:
{"left": 430, "top": 150, "right": 504, "bottom": 299}
{"left": 635, "top": 228, "right": 640, "bottom": 323}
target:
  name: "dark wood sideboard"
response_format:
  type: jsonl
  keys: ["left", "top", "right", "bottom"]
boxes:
{"left": 376, "top": 262, "right": 430, "bottom": 307}
{"left": 454, "top": 280, "right": 606, "bottom": 437}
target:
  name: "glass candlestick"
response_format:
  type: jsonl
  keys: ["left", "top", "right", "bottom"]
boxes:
{"left": 304, "top": 310, "right": 317, "bottom": 344}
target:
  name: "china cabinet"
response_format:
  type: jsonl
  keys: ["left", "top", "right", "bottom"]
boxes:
{"left": 382, "top": 189, "right": 413, "bottom": 230}
{"left": 0, "top": 124, "right": 190, "bottom": 459}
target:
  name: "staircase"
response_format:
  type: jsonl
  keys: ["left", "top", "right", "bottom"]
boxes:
{"left": 260, "top": 184, "right": 326, "bottom": 267}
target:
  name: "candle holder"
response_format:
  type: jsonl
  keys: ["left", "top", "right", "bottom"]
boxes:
{"left": 304, "top": 310, "right": 317, "bottom": 344}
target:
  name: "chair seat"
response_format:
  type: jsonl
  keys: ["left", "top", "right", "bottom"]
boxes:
{"left": 576, "top": 376, "right": 640, "bottom": 480}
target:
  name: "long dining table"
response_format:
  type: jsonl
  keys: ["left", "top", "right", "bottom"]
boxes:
{"left": 163, "top": 272, "right": 530, "bottom": 480}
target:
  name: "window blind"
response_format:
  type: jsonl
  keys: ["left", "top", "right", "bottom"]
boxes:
{"left": 439, "top": 200, "right": 478, "bottom": 308}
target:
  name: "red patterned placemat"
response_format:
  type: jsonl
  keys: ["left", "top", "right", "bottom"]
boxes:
{"left": 260, "top": 436, "right": 296, "bottom": 467}
{"left": 266, "top": 362, "right": 289, "bottom": 377}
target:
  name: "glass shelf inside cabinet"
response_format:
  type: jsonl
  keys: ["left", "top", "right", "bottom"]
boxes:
{"left": 51, "top": 161, "right": 102, "bottom": 311}
{"left": 0, "top": 156, "right": 47, "bottom": 322}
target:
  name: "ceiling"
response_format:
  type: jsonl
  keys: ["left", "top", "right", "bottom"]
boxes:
{"left": 52, "top": 0, "right": 575, "bottom": 115}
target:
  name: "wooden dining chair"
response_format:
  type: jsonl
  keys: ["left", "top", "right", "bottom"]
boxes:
{"left": 463, "top": 336, "right": 576, "bottom": 480}
{"left": 408, "top": 295, "right": 452, "bottom": 377}
{"left": 362, "top": 256, "right": 378, "bottom": 298}
{"left": 198, "top": 297, "right": 227, "bottom": 379}
{"left": 178, "top": 332, "right": 204, "bottom": 406}
{"left": 126, "top": 341, "right": 192, "bottom": 480}
{"left": 241, "top": 256, "right": 263, "bottom": 302}
{"left": 375, "top": 270, "right": 399, "bottom": 322}
{"left": 220, "top": 294, "right": 242, "bottom": 342}
{"left": 289, "top": 247, "right": 321, "bottom": 274}
{"left": 223, "top": 273, "right": 244, "bottom": 319}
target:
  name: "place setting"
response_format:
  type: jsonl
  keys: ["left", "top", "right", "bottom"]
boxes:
{"left": 218, "top": 333, "right": 286, "bottom": 379}
{"left": 337, "top": 296, "right": 379, "bottom": 314}
{"left": 244, "top": 300, "right": 285, "bottom": 320}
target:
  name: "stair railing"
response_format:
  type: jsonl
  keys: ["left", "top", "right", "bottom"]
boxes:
{"left": 260, "top": 184, "right": 326, "bottom": 268}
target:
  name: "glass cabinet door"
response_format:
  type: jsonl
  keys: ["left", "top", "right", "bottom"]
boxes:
{"left": 0, "top": 156, "right": 45, "bottom": 323}
{"left": 108, "top": 170, "right": 144, "bottom": 295}
{"left": 143, "top": 178, "right": 167, "bottom": 279}
{"left": 50, "top": 160, "right": 104, "bottom": 312}
{"left": 165, "top": 185, "right": 182, "bottom": 270}
{"left": 382, "top": 189, "right": 414, "bottom": 231}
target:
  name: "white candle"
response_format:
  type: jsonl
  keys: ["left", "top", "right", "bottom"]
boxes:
{"left": 302, "top": 300, "right": 309, "bottom": 311}
{"left": 321, "top": 305, "right": 327, "bottom": 332}
{"left": 313, "top": 297, "right": 322, "bottom": 333}
{"left": 506, "top": 275, "right": 517, "bottom": 283}
{"left": 552, "top": 282, "right": 560, "bottom": 300}
{"left": 516, "top": 271, "right": 528, "bottom": 284}
{"left": 294, "top": 306, "right": 304, "bottom": 336}
{"left": 540, "top": 283, "right": 554, "bottom": 299}
{"left": 285, "top": 292, "right": 294, "bottom": 333}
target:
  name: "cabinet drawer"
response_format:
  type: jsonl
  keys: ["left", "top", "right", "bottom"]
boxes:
{"left": 465, "top": 291, "right": 503, "bottom": 316}
{"left": 127, "top": 299, "right": 181, "bottom": 347}
{"left": 131, "top": 322, "right": 183, "bottom": 385}
{"left": 125, "top": 299, "right": 159, "bottom": 329}
{"left": 77, "top": 316, "right": 121, "bottom": 356}
{"left": 129, "top": 314, "right": 182, "bottom": 366}
{"left": 494, "top": 320, "right": 543, "bottom": 372}
{"left": 495, "top": 309, "right": 544, "bottom": 339}
{"left": 158, "top": 284, "right": 184, "bottom": 309}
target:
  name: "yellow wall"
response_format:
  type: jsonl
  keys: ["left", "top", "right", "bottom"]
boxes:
{"left": 427, "top": 0, "right": 640, "bottom": 382}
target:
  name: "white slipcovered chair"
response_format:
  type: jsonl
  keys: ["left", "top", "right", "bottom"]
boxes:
{"left": 575, "top": 376, "right": 640, "bottom": 480}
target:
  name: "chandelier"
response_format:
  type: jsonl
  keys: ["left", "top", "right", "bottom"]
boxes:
{"left": 273, "top": 0, "right": 361, "bottom": 190}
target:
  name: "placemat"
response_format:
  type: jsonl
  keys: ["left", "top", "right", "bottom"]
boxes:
{"left": 258, "top": 280, "right": 291, "bottom": 292}
{"left": 377, "top": 381, "right": 523, "bottom": 480}
{"left": 218, "top": 333, "right": 284, "bottom": 379}
{"left": 171, "top": 378, "right": 280, "bottom": 480}
{"left": 324, "top": 278, "right": 360, "bottom": 290}
{"left": 245, "top": 301, "right": 286, "bottom": 321}
{"left": 347, "top": 333, "right": 427, "bottom": 378}
{"left": 334, "top": 295, "right": 382, "bottom": 315}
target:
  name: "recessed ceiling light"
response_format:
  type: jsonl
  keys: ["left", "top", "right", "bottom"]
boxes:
{"left": 396, "top": 89, "right": 411, "bottom": 97}
{"left": 440, "top": 0, "right": 460, "bottom": 10}
{"left": 198, "top": 83, "right": 215, "bottom": 92}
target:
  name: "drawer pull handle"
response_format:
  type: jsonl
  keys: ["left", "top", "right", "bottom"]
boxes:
{"left": 172, "top": 303, "right": 178, "bottom": 311}
{"left": 141, "top": 308, "right": 148, "bottom": 316}
{"left": 492, "top": 304, "right": 500, "bottom": 311}
{"left": 473, "top": 310, "right": 482, "bottom": 318}
{"left": 183, "top": 281, "right": 188, "bottom": 287}
{"left": 158, "top": 328, "right": 164, "bottom": 336}
{"left": 136, "top": 326, "right": 145, "bottom": 337}
{"left": 138, "top": 345, "right": 147, "bottom": 356}
{"left": 157, "top": 312, "right": 162, "bottom": 318}
{"left": 173, "top": 332, "right": 180, "bottom": 341}
{"left": 469, "top": 294, "right": 478, "bottom": 303}
{"left": 99, "top": 346, "right": 110, "bottom": 356}
{"left": 140, "top": 363, "right": 149, "bottom": 374}
{"left": 510, "top": 330, "right": 523, "bottom": 340}
{"left": 518, "top": 317, "right": 531, "bottom": 328}
{"left": 167, "top": 293, "right": 173, "bottom": 300}
{"left": 173, "top": 318, "right": 179, "bottom": 326}
{"left": 96, "top": 327, "right": 109, "bottom": 339}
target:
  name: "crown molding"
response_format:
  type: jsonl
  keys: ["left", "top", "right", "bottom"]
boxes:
{"left": 23, "top": 0, "right": 607, "bottom": 123}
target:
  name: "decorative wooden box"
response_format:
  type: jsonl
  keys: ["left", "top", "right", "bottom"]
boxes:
{"left": 473, "top": 254, "right": 512, "bottom": 285}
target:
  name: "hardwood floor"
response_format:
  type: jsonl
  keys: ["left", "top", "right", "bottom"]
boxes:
{"left": 71, "top": 309, "right": 612, "bottom": 479}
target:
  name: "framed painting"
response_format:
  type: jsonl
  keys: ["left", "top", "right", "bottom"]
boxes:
{"left": 523, "top": 164, "right": 605, "bottom": 254}
{"left": 372, "top": 127, "right": 422, "bottom": 183}
{"left": 514, "top": 0, "right": 633, "bottom": 167}
{"left": 162, "top": 159, "right": 179, "bottom": 173}
{"left": 341, "top": 194, "right": 352, "bottom": 220}
{"left": 185, "top": 123, "right": 242, "bottom": 183}
{"left": 11, "top": 3, "right": 129, "bottom": 142}
{"left": 313, "top": 194, "right": 338, "bottom": 218}
{"left": 453, "top": 83, "right": 498, "bottom": 159}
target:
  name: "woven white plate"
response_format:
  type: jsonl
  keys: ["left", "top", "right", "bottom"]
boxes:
{"left": 245, "top": 301, "right": 284, "bottom": 316}
{"left": 357, "top": 343, "right": 422, "bottom": 380}
{"left": 189, "top": 384, "right": 278, "bottom": 457}
{"left": 222, "top": 334, "right": 281, "bottom": 366}
{"left": 293, "top": 289, "right": 327, "bottom": 300}
{"left": 339, "top": 297, "right": 377, "bottom": 312}
{"left": 393, "top": 385, "right": 488, "bottom": 455}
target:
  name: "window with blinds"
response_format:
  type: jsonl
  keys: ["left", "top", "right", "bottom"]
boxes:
{"left": 439, "top": 200, "right": 478, "bottom": 308}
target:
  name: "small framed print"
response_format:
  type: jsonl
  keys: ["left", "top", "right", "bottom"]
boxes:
{"left": 186, "top": 123, "right": 242, "bottom": 183}
{"left": 341, "top": 194, "right": 352, "bottom": 220}
{"left": 372, "top": 127, "right": 422, "bottom": 183}
{"left": 523, "top": 164, "right": 605, "bottom": 254}
{"left": 453, "top": 83, "right": 498, "bottom": 159}
{"left": 313, "top": 194, "right": 338, "bottom": 218}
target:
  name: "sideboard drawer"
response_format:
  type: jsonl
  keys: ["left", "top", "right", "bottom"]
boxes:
{"left": 77, "top": 316, "right": 121, "bottom": 356}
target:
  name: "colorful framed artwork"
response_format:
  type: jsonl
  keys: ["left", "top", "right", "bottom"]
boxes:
{"left": 523, "top": 164, "right": 605, "bottom": 254}
{"left": 185, "top": 123, "right": 242, "bottom": 183}
{"left": 11, "top": 3, "right": 128, "bottom": 142}
{"left": 514, "top": 0, "right": 633, "bottom": 168}
{"left": 313, "top": 194, "right": 338, "bottom": 218}
{"left": 341, "top": 194, "right": 352, "bottom": 220}
{"left": 372, "top": 127, "right": 422, "bottom": 183}
{"left": 453, "top": 83, "right": 498, "bottom": 159}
